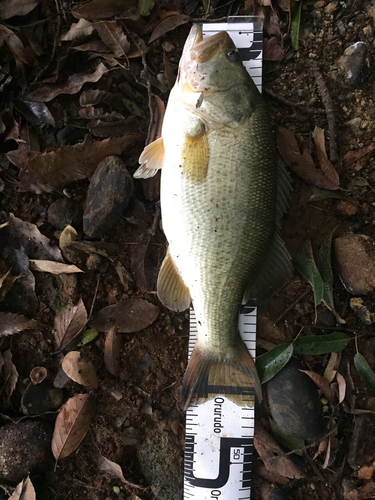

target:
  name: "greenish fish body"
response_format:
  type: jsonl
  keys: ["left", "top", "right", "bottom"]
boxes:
{"left": 134, "top": 24, "right": 291, "bottom": 409}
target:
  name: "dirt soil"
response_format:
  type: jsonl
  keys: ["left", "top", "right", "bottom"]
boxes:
{"left": 0, "top": 0, "right": 375, "bottom": 499}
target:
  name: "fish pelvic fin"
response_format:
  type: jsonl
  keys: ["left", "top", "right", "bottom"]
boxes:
{"left": 157, "top": 248, "right": 191, "bottom": 312}
{"left": 180, "top": 339, "right": 262, "bottom": 410}
{"left": 133, "top": 137, "right": 165, "bottom": 179}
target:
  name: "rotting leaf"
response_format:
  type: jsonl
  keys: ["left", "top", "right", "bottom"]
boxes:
{"left": 60, "top": 19, "right": 95, "bottom": 41}
{"left": 19, "top": 100, "right": 55, "bottom": 127}
{"left": 0, "top": 25, "right": 33, "bottom": 68}
{"left": 15, "top": 134, "right": 143, "bottom": 194}
{"left": 323, "top": 351, "right": 340, "bottom": 384}
{"left": 8, "top": 476, "right": 36, "bottom": 500}
{"left": 0, "top": 270, "right": 19, "bottom": 302}
{"left": 78, "top": 329, "right": 99, "bottom": 346}
{"left": 71, "top": 0, "right": 140, "bottom": 20}
{"left": 59, "top": 225, "right": 80, "bottom": 263}
{"left": 90, "top": 297, "right": 159, "bottom": 333}
{"left": 104, "top": 325, "right": 123, "bottom": 377}
{"left": 62, "top": 351, "right": 98, "bottom": 388}
{"left": 308, "top": 189, "right": 356, "bottom": 203}
{"left": 343, "top": 142, "right": 375, "bottom": 172}
{"left": 291, "top": 332, "right": 349, "bottom": 356}
{"left": 98, "top": 455, "right": 145, "bottom": 490}
{"left": 263, "top": 36, "right": 285, "bottom": 60}
{"left": 148, "top": 14, "right": 190, "bottom": 44}
{"left": 295, "top": 240, "right": 324, "bottom": 307}
{"left": 51, "top": 393, "right": 96, "bottom": 461}
{"left": 131, "top": 238, "right": 164, "bottom": 292}
{"left": 54, "top": 298, "right": 88, "bottom": 351}
{"left": 256, "top": 342, "right": 293, "bottom": 383}
{"left": 29, "top": 260, "right": 83, "bottom": 274}
{"left": 343, "top": 480, "right": 375, "bottom": 500}
{"left": 336, "top": 372, "right": 346, "bottom": 404}
{"left": 314, "top": 127, "right": 340, "bottom": 188}
{"left": 277, "top": 127, "right": 339, "bottom": 190}
{"left": 0, "top": 0, "right": 39, "bottom": 20}
{"left": 0, "top": 312, "right": 37, "bottom": 336}
{"left": 354, "top": 352, "right": 375, "bottom": 392}
{"left": 95, "top": 21, "right": 130, "bottom": 58}
{"left": 299, "top": 370, "right": 332, "bottom": 399}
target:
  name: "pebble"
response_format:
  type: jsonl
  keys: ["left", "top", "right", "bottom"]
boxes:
{"left": 350, "top": 297, "right": 375, "bottom": 325}
{"left": 21, "top": 380, "right": 65, "bottom": 415}
{"left": 348, "top": 414, "right": 375, "bottom": 467}
{"left": 47, "top": 198, "right": 83, "bottom": 230}
{"left": 0, "top": 420, "right": 53, "bottom": 482}
{"left": 334, "top": 233, "right": 375, "bottom": 295}
{"left": 267, "top": 360, "right": 325, "bottom": 441}
{"left": 338, "top": 42, "right": 371, "bottom": 86}
{"left": 83, "top": 156, "right": 133, "bottom": 238}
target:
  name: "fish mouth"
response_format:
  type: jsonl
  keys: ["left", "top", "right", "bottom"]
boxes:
{"left": 190, "top": 31, "right": 230, "bottom": 63}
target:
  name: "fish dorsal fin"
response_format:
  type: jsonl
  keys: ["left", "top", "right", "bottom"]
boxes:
{"left": 244, "top": 156, "right": 292, "bottom": 302}
{"left": 133, "top": 137, "right": 165, "bottom": 179}
{"left": 180, "top": 131, "right": 209, "bottom": 183}
{"left": 157, "top": 248, "right": 191, "bottom": 312}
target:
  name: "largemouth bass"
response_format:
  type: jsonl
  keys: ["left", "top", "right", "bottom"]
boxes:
{"left": 134, "top": 24, "right": 291, "bottom": 410}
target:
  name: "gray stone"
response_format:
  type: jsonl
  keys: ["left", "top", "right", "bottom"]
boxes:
{"left": 47, "top": 198, "right": 83, "bottom": 230}
{"left": 21, "top": 380, "right": 65, "bottom": 415}
{"left": 348, "top": 414, "right": 375, "bottom": 467}
{"left": 267, "top": 360, "right": 325, "bottom": 441}
{"left": 83, "top": 156, "right": 133, "bottom": 238}
{"left": 339, "top": 42, "right": 371, "bottom": 86}
{"left": 0, "top": 420, "right": 53, "bottom": 482}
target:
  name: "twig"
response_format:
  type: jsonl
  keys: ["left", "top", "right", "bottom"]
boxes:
{"left": 274, "top": 289, "right": 310, "bottom": 324}
{"left": 88, "top": 273, "right": 101, "bottom": 321}
{"left": 263, "top": 87, "right": 323, "bottom": 116}
{"left": 310, "top": 60, "right": 339, "bottom": 163}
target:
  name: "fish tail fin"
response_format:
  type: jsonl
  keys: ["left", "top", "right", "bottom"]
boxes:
{"left": 180, "top": 339, "right": 262, "bottom": 410}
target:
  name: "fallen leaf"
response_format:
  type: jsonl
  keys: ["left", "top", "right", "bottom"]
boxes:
{"left": 54, "top": 298, "right": 88, "bottom": 351}
{"left": 295, "top": 240, "right": 324, "bottom": 307}
{"left": 148, "top": 14, "right": 190, "bottom": 44}
{"left": 336, "top": 371, "right": 346, "bottom": 404}
{"left": 0, "top": 25, "right": 33, "bottom": 67}
{"left": 163, "top": 52, "right": 176, "bottom": 90}
{"left": 0, "top": 270, "right": 19, "bottom": 302}
{"left": 60, "top": 19, "right": 95, "bottom": 41}
{"left": 62, "top": 351, "right": 98, "bottom": 388}
{"left": 254, "top": 422, "right": 305, "bottom": 479}
{"left": 29, "top": 260, "right": 83, "bottom": 274}
{"left": 300, "top": 370, "right": 331, "bottom": 399}
{"left": 323, "top": 351, "right": 340, "bottom": 384}
{"left": 8, "top": 476, "right": 36, "bottom": 500}
{"left": 358, "top": 460, "right": 375, "bottom": 480}
{"left": 51, "top": 393, "right": 96, "bottom": 460}
{"left": 104, "top": 325, "right": 123, "bottom": 376}
{"left": 30, "top": 366, "right": 47, "bottom": 385}
{"left": 59, "top": 225, "right": 80, "bottom": 263}
{"left": 131, "top": 238, "right": 164, "bottom": 292}
{"left": 16, "top": 134, "right": 143, "bottom": 193}
{"left": 90, "top": 297, "right": 159, "bottom": 332}
{"left": 78, "top": 329, "right": 99, "bottom": 346}
{"left": 277, "top": 127, "right": 339, "bottom": 190}
{"left": 343, "top": 143, "right": 375, "bottom": 171}
{"left": 2, "top": 350, "right": 19, "bottom": 402}
{"left": 80, "top": 89, "right": 124, "bottom": 108}
{"left": 343, "top": 480, "right": 375, "bottom": 500}
{"left": 138, "top": 0, "right": 155, "bottom": 17}
{"left": 0, "top": 312, "right": 37, "bottom": 335}
{"left": 143, "top": 6, "right": 180, "bottom": 34}
{"left": 72, "top": 0, "right": 140, "bottom": 20}
{"left": 263, "top": 36, "right": 285, "bottom": 60}
{"left": 98, "top": 456, "right": 145, "bottom": 490}
{"left": 313, "top": 437, "right": 328, "bottom": 460}
{"left": 95, "top": 21, "right": 130, "bottom": 58}
{"left": 0, "top": 0, "right": 39, "bottom": 20}
{"left": 314, "top": 126, "right": 340, "bottom": 187}
{"left": 88, "top": 118, "right": 135, "bottom": 138}
{"left": 256, "top": 343, "right": 293, "bottom": 383}
{"left": 354, "top": 352, "right": 375, "bottom": 392}
{"left": 291, "top": 333, "right": 349, "bottom": 355}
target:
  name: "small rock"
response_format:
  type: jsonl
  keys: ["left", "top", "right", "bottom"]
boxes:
{"left": 350, "top": 297, "right": 375, "bottom": 325}
{"left": 338, "top": 42, "right": 371, "bottom": 86}
{"left": 348, "top": 414, "right": 375, "bottom": 467}
{"left": 162, "top": 41, "right": 175, "bottom": 53}
{"left": 334, "top": 233, "right": 375, "bottom": 295}
{"left": 0, "top": 420, "right": 53, "bottom": 482}
{"left": 21, "top": 380, "right": 65, "bottom": 415}
{"left": 122, "top": 427, "right": 142, "bottom": 446}
{"left": 47, "top": 198, "right": 83, "bottom": 230}
{"left": 267, "top": 360, "right": 325, "bottom": 441}
{"left": 336, "top": 200, "right": 358, "bottom": 216}
{"left": 83, "top": 156, "right": 133, "bottom": 238}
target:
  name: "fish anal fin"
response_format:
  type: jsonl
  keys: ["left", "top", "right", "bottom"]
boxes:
{"left": 134, "top": 137, "right": 165, "bottom": 179}
{"left": 157, "top": 248, "right": 190, "bottom": 312}
{"left": 180, "top": 339, "right": 262, "bottom": 410}
{"left": 180, "top": 132, "right": 209, "bottom": 183}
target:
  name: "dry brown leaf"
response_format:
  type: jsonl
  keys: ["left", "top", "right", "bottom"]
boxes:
{"left": 343, "top": 480, "right": 375, "bottom": 500}
{"left": 0, "top": 0, "right": 39, "bottom": 20}
{"left": 95, "top": 21, "right": 130, "bottom": 58}
{"left": 29, "top": 259, "right": 83, "bottom": 274}
{"left": 313, "top": 437, "right": 328, "bottom": 460}
{"left": 61, "top": 19, "right": 95, "bottom": 41}
{"left": 54, "top": 298, "right": 88, "bottom": 351}
{"left": 263, "top": 36, "right": 285, "bottom": 60}
{"left": 72, "top": 0, "right": 139, "bottom": 20}
{"left": 299, "top": 369, "right": 332, "bottom": 399}
{"left": 323, "top": 351, "right": 340, "bottom": 384}
{"left": 277, "top": 127, "right": 339, "bottom": 190}
{"left": 16, "top": 134, "right": 143, "bottom": 193}
{"left": 59, "top": 225, "right": 80, "bottom": 263}
{"left": 88, "top": 119, "right": 135, "bottom": 138}
{"left": 131, "top": 237, "right": 164, "bottom": 292}
{"left": 104, "top": 325, "right": 123, "bottom": 376}
{"left": 62, "top": 351, "right": 98, "bottom": 388}
{"left": 336, "top": 371, "right": 346, "bottom": 404}
{"left": 163, "top": 52, "right": 176, "bottom": 90}
{"left": 143, "top": 6, "right": 180, "bottom": 34}
{"left": 0, "top": 312, "right": 37, "bottom": 336}
{"left": 358, "top": 460, "right": 375, "bottom": 480}
{"left": 0, "top": 270, "right": 19, "bottom": 302}
{"left": 80, "top": 89, "right": 124, "bottom": 109}
{"left": 27, "top": 62, "right": 108, "bottom": 103}
{"left": 148, "top": 14, "right": 190, "bottom": 44}
{"left": 0, "top": 25, "right": 33, "bottom": 67}
{"left": 52, "top": 393, "right": 96, "bottom": 461}
{"left": 8, "top": 476, "right": 36, "bottom": 500}
{"left": 2, "top": 350, "right": 19, "bottom": 402}
{"left": 6, "top": 149, "right": 41, "bottom": 170}
{"left": 314, "top": 126, "right": 340, "bottom": 187}
{"left": 98, "top": 456, "right": 145, "bottom": 490}
{"left": 90, "top": 297, "right": 159, "bottom": 333}
{"left": 254, "top": 422, "right": 305, "bottom": 479}
{"left": 343, "top": 142, "right": 375, "bottom": 172}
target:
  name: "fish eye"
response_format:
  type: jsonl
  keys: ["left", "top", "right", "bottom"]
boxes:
{"left": 227, "top": 49, "right": 239, "bottom": 61}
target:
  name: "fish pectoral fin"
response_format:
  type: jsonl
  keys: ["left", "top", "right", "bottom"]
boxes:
{"left": 133, "top": 137, "right": 165, "bottom": 179}
{"left": 180, "top": 339, "right": 262, "bottom": 410}
{"left": 244, "top": 232, "right": 292, "bottom": 303}
{"left": 157, "top": 248, "right": 191, "bottom": 312}
{"left": 180, "top": 132, "right": 209, "bottom": 182}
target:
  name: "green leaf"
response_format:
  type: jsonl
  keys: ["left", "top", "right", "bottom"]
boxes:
{"left": 354, "top": 353, "right": 375, "bottom": 392}
{"left": 291, "top": 0, "right": 302, "bottom": 50}
{"left": 317, "top": 231, "right": 334, "bottom": 308}
{"left": 78, "top": 328, "right": 99, "bottom": 346}
{"left": 269, "top": 419, "right": 304, "bottom": 453}
{"left": 138, "top": 0, "right": 154, "bottom": 16}
{"left": 256, "top": 343, "right": 293, "bottom": 383}
{"left": 122, "top": 98, "right": 146, "bottom": 119}
{"left": 295, "top": 240, "right": 324, "bottom": 306}
{"left": 309, "top": 189, "right": 357, "bottom": 203}
{"left": 292, "top": 332, "right": 349, "bottom": 355}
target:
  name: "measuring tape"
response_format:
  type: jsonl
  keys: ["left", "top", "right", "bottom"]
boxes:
{"left": 183, "top": 19, "right": 262, "bottom": 500}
